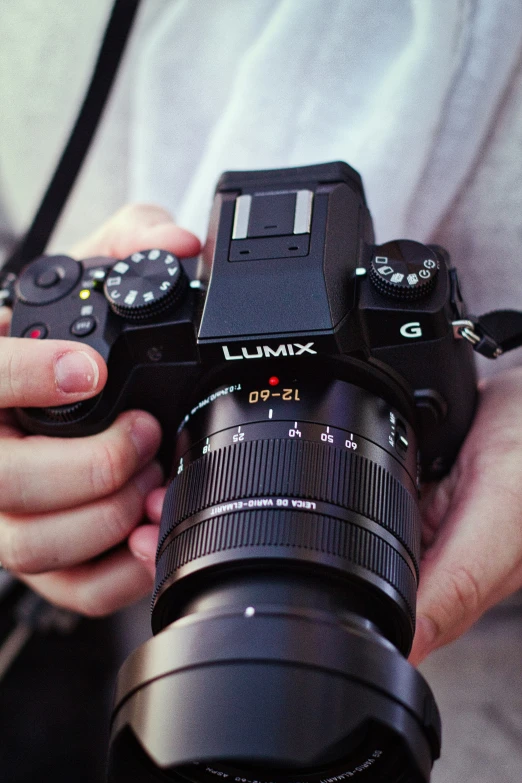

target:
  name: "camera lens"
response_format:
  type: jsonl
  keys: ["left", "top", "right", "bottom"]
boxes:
{"left": 109, "top": 364, "right": 440, "bottom": 783}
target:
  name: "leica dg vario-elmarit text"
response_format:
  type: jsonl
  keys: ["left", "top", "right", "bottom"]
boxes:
{"left": 9, "top": 162, "right": 483, "bottom": 782}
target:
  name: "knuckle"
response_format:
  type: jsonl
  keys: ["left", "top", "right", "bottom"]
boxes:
{"left": 0, "top": 341, "right": 55, "bottom": 408}
{"left": 0, "top": 455, "right": 25, "bottom": 513}
{"left": 98, "top": 489, "right": 142, "bottom": 542}
{"left": 0, "top": 347, "right": 21, "bottom": 405}
{"left": 89, "top": 440, "right": 128, "bottom": 497}
{"left": 443, "top": 563, "right": 482, "bottom": 621}
{"left": 1, "top": 522, "right": 40, "bottom": 574}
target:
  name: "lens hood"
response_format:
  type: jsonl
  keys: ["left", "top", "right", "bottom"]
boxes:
{"left": 109, "top": 608, "right": 440, "bottom": 783}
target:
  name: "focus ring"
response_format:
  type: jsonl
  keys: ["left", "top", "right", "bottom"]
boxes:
{"left": 153, "top": 509, "right": 416, "bottom": 625}
{"left": 158, "top": 439, "right": 420, "bottom": 569}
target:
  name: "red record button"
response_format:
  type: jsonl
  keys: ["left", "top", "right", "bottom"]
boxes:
{"left": 23, "top": 323, "right": 48, "bottom": 339}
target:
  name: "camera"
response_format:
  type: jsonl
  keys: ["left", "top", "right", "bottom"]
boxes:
{"left": 9, "top": 162, "right": 479, "bottom": 781}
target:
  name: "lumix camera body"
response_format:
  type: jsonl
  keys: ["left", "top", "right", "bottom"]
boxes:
{"left": 10, "top": 162, "right": 479, "bottom": 782}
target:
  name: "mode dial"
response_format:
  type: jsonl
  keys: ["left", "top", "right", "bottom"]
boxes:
{"left": 369, "top": 240, "right": 439, "bottom": 300}
{"left": 104, "top": 249, "right": 186, "bottom": 320}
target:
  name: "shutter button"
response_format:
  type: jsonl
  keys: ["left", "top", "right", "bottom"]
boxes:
{"left": 70, "top": 316, "right": 96, "bottom": 337}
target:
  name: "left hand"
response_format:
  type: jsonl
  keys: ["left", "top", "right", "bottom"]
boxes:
{"left": 2, "top": 203, "right": 201, "bottom": 616}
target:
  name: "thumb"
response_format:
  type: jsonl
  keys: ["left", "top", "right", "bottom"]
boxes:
{"left": 410, "top": 370, "right": 522, "bottom": 665}
{"left": 409, "top": 462, "right": 522, "bottom": 665}
{"left": 70, "top": 203, "right": 201, "bottom": 260}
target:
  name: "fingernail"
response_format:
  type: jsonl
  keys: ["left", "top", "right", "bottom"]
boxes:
{"left": 54, "top": 351, "right": 99, "bottom": 393}
{"left": 133, "top": 461, "right": 163, "bottom": 495}
{"left": 131, "top": 415, "right": 162, "bottom": 462}
{"left": 132, "top": 547, "right": 150, "bottom": 563}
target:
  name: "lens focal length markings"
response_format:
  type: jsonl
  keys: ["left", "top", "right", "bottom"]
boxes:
{"left": 154, "top": 378, "right": 421, "bottom": 653}
{"left": 177, "top": 420, "right": 415, "bottom": 491}
{"left": 163, "top": 425, "right": 420, "bottom": 572}
{"left": 175, "top": 377, "right": 417, "bottom": 485}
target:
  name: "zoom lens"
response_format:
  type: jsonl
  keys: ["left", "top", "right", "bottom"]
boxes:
{"left": 109, "top": 366, "right": 441, "bottom": 783}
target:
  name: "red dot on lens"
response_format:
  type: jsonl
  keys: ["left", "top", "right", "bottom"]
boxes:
{"left": 29, "top": 329, "right": 41, "bottom": 339}
{"left": 268, "top": 376, "right": 279, "bottom": 386}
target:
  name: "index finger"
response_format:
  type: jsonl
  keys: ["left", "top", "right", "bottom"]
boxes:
{"left": 0, "top": 336, "right": 107, "bottom": 409}
{"left": 70, "top": 204, "right": 201, "bottom": 260}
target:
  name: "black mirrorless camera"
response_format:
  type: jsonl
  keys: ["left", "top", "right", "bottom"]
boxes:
{"left": 9, "top": 162, "right": 479, "bottom": 782}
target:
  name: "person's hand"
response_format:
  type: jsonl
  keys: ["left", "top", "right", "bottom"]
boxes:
{"left": 409, "top": 366, "right": 522, "bottom": 663}
{"left": 131, "top": 366, "right": 522, "bottom": 665}
{"left": 0, "top": 204, "right": 200, "bottom": 616}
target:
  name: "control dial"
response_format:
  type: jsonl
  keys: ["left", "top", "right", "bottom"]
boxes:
{"left": 369, "top": 240, "right": 439, "bottom": 300}
{"left": 16, "top": 255, "right": 82, "bottom": 305}
{"left": 41, "top": 396, "right": 99, "bottom": 424}
{"left": 104, "top": 249, "right": 186, "bottom": 320}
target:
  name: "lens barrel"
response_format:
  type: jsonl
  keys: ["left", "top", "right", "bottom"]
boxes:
{"left": 109, "top": 367, "right": 441, "bottom": 783}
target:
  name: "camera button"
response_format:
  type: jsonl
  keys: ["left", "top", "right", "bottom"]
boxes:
{"left": 17, "top": 255, "right": 82, "bottom": 305}
{"left": 395, "top": 433, "right": 409, "bottom": 456}
{"left": 70, "top": 316, "right": 96, "bottom": 337}
{"left": 36, "top": 268, "right": 61, "bottom": 288}
{"left": 394, "top": 422, "right": 409, "bottom": 456}
{"left": 22, "top": 323, "right": 48, "bottom": 339}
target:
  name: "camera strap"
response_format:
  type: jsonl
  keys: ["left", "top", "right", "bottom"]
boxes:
{"left": 0, "top": 0, "right": 142, "bottom": 284}
{"left": 453, "top": 310, "right": 522, "bottom": 358}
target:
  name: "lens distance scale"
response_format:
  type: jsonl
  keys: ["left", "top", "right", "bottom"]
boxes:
{"left": 174, "top": 375, "right": 417, "bottom": 483}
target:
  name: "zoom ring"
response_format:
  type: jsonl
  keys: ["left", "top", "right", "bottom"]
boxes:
{"left": 158, "top": 438, "right": 420, "bottom": 569}
{"left": 154, "top": 509, "right": 416, "bottom": 624}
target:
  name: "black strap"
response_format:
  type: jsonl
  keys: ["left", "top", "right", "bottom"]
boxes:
{"left": 477, "top": 310, "right": 522, "bottom": 353}
{"left": 468, "top": 310, "right": 522, "bottom": 358}
{"left": 0, "top": 0, "right": 142, "bottom": 283}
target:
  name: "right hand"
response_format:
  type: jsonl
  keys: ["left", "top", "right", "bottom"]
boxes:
{"left": 0, "top": 204, "right": 200, "bottom": 616}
